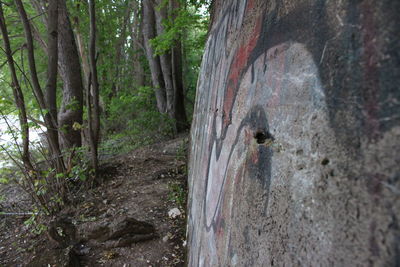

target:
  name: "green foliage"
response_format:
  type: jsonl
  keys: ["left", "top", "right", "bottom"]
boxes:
{"left": 168, "top": 181, "right": 186, "bottom": 208}
{"left": 147, "top": 1, "right": 209, "bottom": 122}
{"left": 103, "top": 86, "right": 174, "bottom": 155}
{"left": 65, "top": 98, "right": 81, "bottom": 112}
{"left": 24, "top": 210, "right": 47, "bottom": 235}
{"left": 67, "top": 147, "right": 90, "bottom": 182}
{"left": 150, "top": 2, "right": 209, "bottom": 56}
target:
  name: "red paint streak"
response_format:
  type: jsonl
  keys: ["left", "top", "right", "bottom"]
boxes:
{"left": 246, "top": 0, "right": 255, "bottom": 11}
{"left": 223, "top": 17, "right": 262, "bottom": 127}
{"left": 234, "top": 166, "right": 245, "bottom": 186}
{"left": 361, "top": 2, "right": 380, "bottom": 140}
{"left": 251, "top": 150, "right": 259, "bottom": 164}
{"left": 367, "top": 173, "right": 384, "bottom": 204}
{"left": 266, "top": 45, "right": 287, "bottom": 110}
{"left": 215, "top": 216, "right": 225, "bottom": 238}
{"left": 223, "top": 85, "right": 235, "bottom": 126}
{"left": 244, "top": 128, "right": 252, "bottom": 145}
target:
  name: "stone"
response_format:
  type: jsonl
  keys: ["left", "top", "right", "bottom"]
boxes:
{"left": 168, "top": 208, "right": 181, "bottom": 219}
{"left": 86, "top": 217, "right": 156, "bottom": 247}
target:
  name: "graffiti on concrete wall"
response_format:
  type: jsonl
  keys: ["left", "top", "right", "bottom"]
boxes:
{"left": 188, "top": 0, "right": 400, "bottom": 266}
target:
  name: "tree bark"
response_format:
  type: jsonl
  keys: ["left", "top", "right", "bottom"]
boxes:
{"left": 45, "top": 0, "right": 59, "bottom": 155}
{"left": 172, "top": 38, "right": 189, "bottom": 132}
{"left": 30, "top": 0, "right": 84, "bottom": 149}
{"left": 88, "top": 0, "right": 100, "bottom": 180}
{"left": 142, "top": 0, "right": 167, "bottom": 113}
{"left": 142, "top": 0, "right": 188, "bottom": 133}
{"left": 57, "top": 0, "right": 84, "bottom": 149}
{"left": 170, "top": 0, "right": 188, "bottom": 132}
{"left": 72, "top": 15, "right": 90, "bottom": 95}
{"left": 154, "top": 2, "right": 175, "bottom": 118}
{"left": 131, "top": 1, "right": 146, "bottom": 87}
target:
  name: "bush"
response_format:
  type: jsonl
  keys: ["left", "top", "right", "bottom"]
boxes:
{"left": 102, "top": 86, "right": 174, "bottom": 155}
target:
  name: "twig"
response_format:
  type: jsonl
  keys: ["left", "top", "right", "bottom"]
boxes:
{"left": 0, "top": 212, "right": 36, "bottom": 216}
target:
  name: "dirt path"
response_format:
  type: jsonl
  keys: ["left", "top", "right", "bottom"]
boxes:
{"left": 0, "top": 136, "right": 189, "bottom": 266}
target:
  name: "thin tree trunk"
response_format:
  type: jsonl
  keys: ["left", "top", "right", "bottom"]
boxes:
{"left": 88, "top": 0, "right": 100, "bottom": 180}
{"left": 45, "top": 0, "right": 59, "bottom": 154}
{"left": 159, "top": 52, "right": 174, "bottom": 117}
{"left": 31, "top": 22, "right": 47, "bottom": 51}
{"left": 86, "top": 72, "right": 97, "bottom": 181}
{"left": 14, "top": 0, "right": 46, "bottom": 110}
{"left": 172, "top": 39, "right": 188, "bottom": 132}
{"left": 73, "top": 17, "right": 90, "bottom": 93}
{"left": 0, "top": 2, "right": 34, "bottom": 171}
{"left": 14, "top": 0, "right": 65, "bottom": 172}
{"left": 131, "top": 2, "right": 146, "bottom": 87}
{"left": 110, "top": 1, "right": 132, "bottom": 98}
{"left": 170, "top": 0, "right": 188, "bottom": 132}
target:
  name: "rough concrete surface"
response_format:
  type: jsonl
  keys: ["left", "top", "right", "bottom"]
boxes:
{"left": 187, "top": 0, "right": 400, "bottom": 266}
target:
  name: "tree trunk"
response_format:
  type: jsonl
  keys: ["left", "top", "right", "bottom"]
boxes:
{"left": 72, "top": 16, "right": 90, "bottom": 95}
{"left": 131, "top": 3, "right": 146, "bottom": 87}
{"left": 153, "top": 0, "right": 188, "bottom": 133}
{"left": 142, "top": 0, "right": 167, "bottom": 113}
{"left": 88, "top": 0, "right": 100, "bottom": 181}
{"left": 0, "top": 2, "right": 33, "bottom": 171}
{"left": 14, "top": 0, "right": 64, "bottom": 172}
{"left": 170, "top": 0, "right": 188, "bottom": 132}
{"left": 57, "top": 0, "right": 84, "bottom": 149}
{"left": 109, "top": 1, "right": 132, "bottom": 98}
{"left": 172, "top": 38, "right": 189, "bottom": 132}
{"left": 154, "top": 2, "right": 175, "bottom": 118}
{"left": 45, "top": 0, "right": 59, "bottom": 155}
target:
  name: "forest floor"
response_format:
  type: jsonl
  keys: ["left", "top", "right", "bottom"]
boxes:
{"left": 0, "top": 135, "right": 189, "bottom": 266}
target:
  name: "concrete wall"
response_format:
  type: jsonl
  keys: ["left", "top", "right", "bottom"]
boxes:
{"left": 187, "top": 0, "right": 400, "bottom": 266}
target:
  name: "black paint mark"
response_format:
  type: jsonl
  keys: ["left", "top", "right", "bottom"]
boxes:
{"left": 321, "top": 158, "right": 330, "bottom": 165}
{"left": 254, "top": 130, "right": 274, "bottom": 144}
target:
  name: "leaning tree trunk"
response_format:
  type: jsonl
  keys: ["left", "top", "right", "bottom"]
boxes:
{"left": 143, "top": 0, "right": 188, "bottom": 133}
{"left": 154, "top": 2, "right": 175, "bottom": 118}
{"left": 0, "top": 2, "right": 33, "bottom": 171}
{"left": 72, "top": 15, "right": 90, "bottom": 96}
{"left": 57, "top": 0, "right": 84, "bottom": 149}
{"left": 142, "top": 0, "right": 167, "bottom": 113}
{"left": 14, "top": 0, "right": 65, "bottom": 173}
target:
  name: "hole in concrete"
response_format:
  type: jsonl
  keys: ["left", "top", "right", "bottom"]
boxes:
{"left": 254, "top": 130, "right": 273, "bottom": 144}
{"left": 321, "top": 158, "right": 330, "bottom": 165}
{"left": 296, "top": 149, "right": 303, "bottom": 155}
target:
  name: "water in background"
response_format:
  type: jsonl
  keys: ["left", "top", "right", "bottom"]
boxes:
{"left": 0, "top": 115, "right": 44, "bottom": 167}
